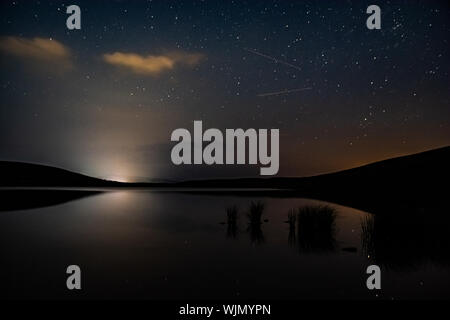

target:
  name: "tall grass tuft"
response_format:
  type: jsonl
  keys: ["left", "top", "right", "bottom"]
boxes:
{"left": 361, "top": 215, "right": 375, "bottom": 256}
{"left": 247, "top": 201, "right": 265, "bottom": 226}
{"left": 226, "top": 205, "right": 239, "bottom": 239}
{"left": 296, "top": 205, "right": 337, "bottom": 253}
{"left": 287, "top": 209, "right": 297, "bottom": 247}
{"left": 246, "top": 201, "right": 265, "bottom": 244}
{"left": 226, "top": 205, "right": 238, "bottom": 225}
{"left": 360, "top": 209, "right": 450, "bottom": 271}
{"left": 287, "top": 209, "right": 297, "bottom": 228}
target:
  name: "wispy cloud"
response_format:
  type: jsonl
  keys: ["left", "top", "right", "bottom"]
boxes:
{"left": 102, "top": 51, "right": 204, "bottom": 75}
{"left": 0, "top": 36, "right": 72, "bottom": 69}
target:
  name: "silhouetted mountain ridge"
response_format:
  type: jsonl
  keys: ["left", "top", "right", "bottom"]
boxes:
{"left": 173, "top": 146, "right": 449, "bottom": 211}
{"left": 1, "top": 146, "right": 448, "bottom": 211}
{"left": 0, "top": 161, "right": 123, "bottom": 187}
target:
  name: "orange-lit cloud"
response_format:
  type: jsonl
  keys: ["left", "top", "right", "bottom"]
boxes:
{"left": 0, "top": 36, "right": 72, "bottom": 69}
{"left": 102, "top": 51, "right": 204, "bottom": 75}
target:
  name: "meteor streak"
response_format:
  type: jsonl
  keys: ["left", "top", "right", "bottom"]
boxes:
{"left": 257, "top": 87, "right": 312, "bottom": 97}
{"left": 244, "top": 48, "right": 302, "bottom": 71}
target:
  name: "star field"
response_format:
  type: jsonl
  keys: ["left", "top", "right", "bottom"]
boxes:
{"left": 0, "top": 0, "right": 449, "bottom": 181}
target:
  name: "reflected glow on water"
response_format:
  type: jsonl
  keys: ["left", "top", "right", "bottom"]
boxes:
{"left": 1, "top": 191, "right": 449, "bottom": 299}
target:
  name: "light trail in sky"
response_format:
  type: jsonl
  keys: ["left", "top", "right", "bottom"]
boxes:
{"left": 257, "top": 87, "right": 312, "bottom": 97}
{"left": 244, "top": 48, "right": 302, "bottom": 71}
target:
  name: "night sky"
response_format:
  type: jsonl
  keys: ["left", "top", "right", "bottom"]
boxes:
{"left": 0, "top": 0, "right": 449, "bottom": 182}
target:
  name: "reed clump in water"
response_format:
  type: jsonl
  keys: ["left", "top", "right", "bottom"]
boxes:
{"left": 247, "top": 201, "right": 265, "bottom": 244}
{"left": 296, "top": 205, "right": 337, "bottom": 253}
{"left": 226, "top": 205, "right": 238, "bottom": 225}
{"left": 225, "top": 205, "right": 238, "bottom": 238}
{"left": 247, "top": 201, "right": 265, "bottom": 226}
{"left": 287, "top": 209, "right": 297, "bottom": 230}
{"left": 360, "top": 209, "right": 450, "bottom": 271}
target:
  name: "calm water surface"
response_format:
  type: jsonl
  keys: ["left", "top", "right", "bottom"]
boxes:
{"left": 1, "top": 190, "right": 449, "bottom": 299}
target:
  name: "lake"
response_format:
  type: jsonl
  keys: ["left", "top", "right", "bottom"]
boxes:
{"left": 1, "top": 190, "right": 449, "bottom": 299}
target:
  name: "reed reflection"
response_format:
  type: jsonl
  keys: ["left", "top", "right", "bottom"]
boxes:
{"left": 286, "top": 205, "right": 337, "bottom": 254}
{"left": 361, "top": 209, "right": 450, "bottom": 271}
{"left": 287, "top": 209, "right": 296, "bottom": 247}
{"left": 226, "top": 205, "right": 238, "bottom": 239}
{"left": 246, "top": 201, "right": 265, "bottom": 245}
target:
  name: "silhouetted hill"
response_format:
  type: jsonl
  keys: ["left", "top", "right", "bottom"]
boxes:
{"left": 175, "top": 146, "right": 449, "bottom": 210}
{"left": 174, "top": 146, "right": 448, "bottom": 186}
{"left": 1, "top": 146, "right": 448, "bottom": 211}
{"left": 302, "top": 145, "right": 449, "bottom": 210}
{"left": 0, "top": 161, "right": 122, "bottom": 187}
{"left": 0, "top": 189, "right": 101, "bottom": 211}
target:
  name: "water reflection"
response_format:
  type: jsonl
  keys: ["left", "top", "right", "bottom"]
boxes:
{"left": 287, "top": 209, "right": 296, "bottom": 247}
{"left": 0, "top": 189, "right": 101, "bottom": 211}
{"left": 361, "top": 209, "right": 450, "bottom": 271}
{"left": 2, "top": 190, "right": 450, "bottom": 299}
{"left": 246, "top": 201, "right": 266, "bottom": 245}
{"left": 226, "top": 205, "right": 238, "bottom": 239}
{"left": 222, "top": 202, "right": 266, "bottom": 244}
{"left": 287, "top": 205, "right": 337, "bottom": 254}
